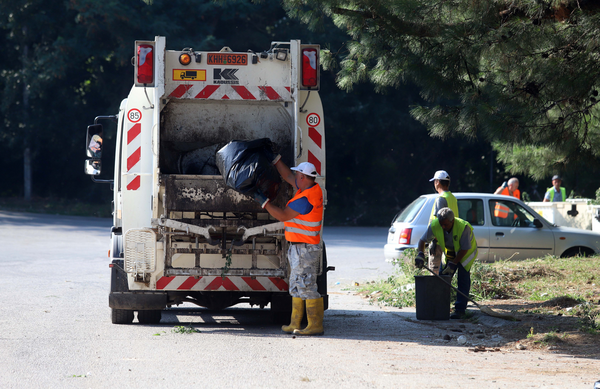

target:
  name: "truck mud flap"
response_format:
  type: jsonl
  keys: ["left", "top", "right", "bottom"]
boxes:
{"left": 109, "top": 259, "right": 167, "bottom": 310}
{"left": 109, "top": 292, "right": 168, "bottom": 310}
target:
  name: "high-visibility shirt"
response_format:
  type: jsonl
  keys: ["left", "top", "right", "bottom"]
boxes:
{"left": 494, "top": 187, "right": 519, "bottom": 219}
{"left": 284, "top": 183, "right": 324, "bottom": 244}
{"left": 431, "top": 217, "right": 478, "bottom": 271}
{"left": 494, "top": 202, "right": 514, "bottom": 219}
{"left": 430, "top": 191, "right": 459, "bottom": 222}
{"left": 546, "top": 187, "right": 566, "bottom": 202}
{"left": 499, "top": 187, "right": 520, "bottom": 200}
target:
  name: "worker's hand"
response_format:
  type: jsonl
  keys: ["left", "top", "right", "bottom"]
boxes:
{"left": 262, "top": 141, "right": 280, "bottom": 165}
{"left": 414, "top": 251, "right": 425, "bottom": 269}
{"left": 441, "top": 261, "right": 457, "bottom": 276}
{"left": 253, "top": 191, "right": 270, "bottom": 209}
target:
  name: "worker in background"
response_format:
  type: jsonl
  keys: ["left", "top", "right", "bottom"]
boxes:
{"left": 415, "top": 208, "right": 478, "bottom": 319}
{"left": 494, "top": 177, "right": 520, "bottom": 199}
{"left": 427, "top": 170, "right": 458, "bottom": 275}
{"left": 254, "top": 158, "right": 325, "bottom": 336}
{"left": 544, "top": 175, "right": 567, "bottom": 202}
{"left": 494, "top": 177, "right": 519, "bottom": 223}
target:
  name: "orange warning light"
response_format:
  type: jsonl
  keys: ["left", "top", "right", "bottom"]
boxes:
{"left": 179, "top": 53, "right": 192, "bottom": 66}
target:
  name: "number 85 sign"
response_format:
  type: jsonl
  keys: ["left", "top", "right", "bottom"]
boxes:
{"left": 306, "top": 113, "right": 321, "bottom": 127}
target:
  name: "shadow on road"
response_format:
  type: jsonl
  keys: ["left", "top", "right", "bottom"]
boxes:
{"left": 135, "top": 301, "right": 599, "bottom": 361}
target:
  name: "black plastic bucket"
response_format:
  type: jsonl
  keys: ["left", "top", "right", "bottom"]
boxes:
{"left": 414, "top": 275, "right": 451, "bottom": 320}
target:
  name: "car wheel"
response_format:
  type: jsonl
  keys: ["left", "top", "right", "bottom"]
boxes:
{"left": 560, "top": 247, "right": 595, "bottom": 258}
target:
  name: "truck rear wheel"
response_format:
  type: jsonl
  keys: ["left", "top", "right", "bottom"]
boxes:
{"left": 137, "top": 310, "right": 162, "bottom": 324}
{"left": 111, "top": 308, "right": 134, "bottom": 324}
{"left": 317, "top": 243, "right": 329, "bottom": 310}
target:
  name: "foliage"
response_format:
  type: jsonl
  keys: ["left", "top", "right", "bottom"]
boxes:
{"left": 281, "top": 0, "right": 600, "bottom": 195}
{"left": 172, "top": 324, "right": 201, "bottom": 334}
{"left": 0, "top": 1, "right": 544, "bottom": 224}
{"left": 572, "top": 302, "right": 600, "bottom": 333}
{"left": 0, "top": 197, "right": 111, "bottom": 218}
{"left": 361, "top": 253, "right": 600, "bottom": 313}
{"left": 360, "top": 249, "right": 419, "bottom": 307}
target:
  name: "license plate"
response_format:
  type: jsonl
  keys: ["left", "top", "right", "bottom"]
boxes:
{"left": 207, "top": 53, "right": 248, "bottom": 66}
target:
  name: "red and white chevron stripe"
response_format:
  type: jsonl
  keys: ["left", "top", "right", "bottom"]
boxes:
{"left": 168, "top": 84, "right": 292, "bottom": 101}
{"left": 126, "top": 121, "right": 142, "bottom": 191}
{"left": 156, "top": 276, "right": 288, "bottom": 292}
{"left": 307, "top": 125, "right": 323, "bottom": 176}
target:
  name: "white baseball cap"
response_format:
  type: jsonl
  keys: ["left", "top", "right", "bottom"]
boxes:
{"left": 429, "top": 170, "right": 450, "bottom": 182}
{"left": 291, "top": 162, "right": 318, "bottom": 177}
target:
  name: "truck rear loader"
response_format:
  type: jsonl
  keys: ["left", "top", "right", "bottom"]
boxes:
{"left": 84, "top": 36, "right": 331, "bottom": 324}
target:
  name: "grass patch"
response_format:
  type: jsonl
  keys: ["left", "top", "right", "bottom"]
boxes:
{"left": 361, "top": 250, "right": 600, "bottom": 332}
{"left": 0, "top": 197, "right": 111, "bottom": 218}
{"left": 172, "top": 325, "right": 201, "bottom": 334}
{"left": 358, "top": 249, "right": 422, "bottom": 308}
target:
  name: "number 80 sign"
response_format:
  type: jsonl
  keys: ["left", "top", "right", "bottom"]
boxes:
{"left": 306, "top": 113, "right": 321, "bottom": 127}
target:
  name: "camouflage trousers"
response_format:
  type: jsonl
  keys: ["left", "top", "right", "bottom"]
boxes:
{"left": 288, "top": 242, "right": 321, "bottom": 300}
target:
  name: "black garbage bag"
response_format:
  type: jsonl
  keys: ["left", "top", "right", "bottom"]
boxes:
{"left": 216, "top": 138, "right": 281, "bottom": 201}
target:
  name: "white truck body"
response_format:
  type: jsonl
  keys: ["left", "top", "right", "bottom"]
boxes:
{"left": 85, "top": 36, "right": 329, "bottom": 324}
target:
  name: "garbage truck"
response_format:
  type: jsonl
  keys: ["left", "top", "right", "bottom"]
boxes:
{"left": 84, "top": 36, "right": 331, "bottom": 324}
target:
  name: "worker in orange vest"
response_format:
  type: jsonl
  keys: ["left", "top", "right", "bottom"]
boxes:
{"left": 494, "top": 177, "right": 520, "bottom": 199}
{"left": 254, "top": 158, "right": 325, "bottom": 336}
{"left": 493, "top": 177, "right": 519, "bottom": 223}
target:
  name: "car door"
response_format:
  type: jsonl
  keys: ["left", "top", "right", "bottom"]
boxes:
{"left": 487, "top": 199, "right": 555, "bottom": 260}
{"left": 457, "top": 198, "right": 489, "bottom": 261}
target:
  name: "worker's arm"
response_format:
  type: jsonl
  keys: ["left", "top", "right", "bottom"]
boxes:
{"left": 414, "top": 239, "right": 428, "bottom": 268}
{"left": 452, "top": 249, "right": 468, "bottom": 265}
{"left": 493, "top": 182, "right": 506, "bottom": 195}
{"left": 417, "top": 239, "right": 427, "bottom": 253}
{"left": 264, "top": 202, "right": 300, "bottom": 222}
{"left": 274, "top": 159, "right": 295, "bottom": 187}
{"left": 543, "top": 198, "right": 549, "bottom": 202}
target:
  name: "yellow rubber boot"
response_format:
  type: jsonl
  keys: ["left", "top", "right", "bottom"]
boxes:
{"left": 293, "top": 297, "right": 324, "bottom": 336}
{"left": 282, "top": 297, "right": 304, "bottom": 333}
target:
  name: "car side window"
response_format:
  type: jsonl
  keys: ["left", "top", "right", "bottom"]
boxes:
{"left": 490, "top": 200, "right": 538, "bottom": 227}
{"left": 458, "top": 199, "right": 484, "bottom": 226}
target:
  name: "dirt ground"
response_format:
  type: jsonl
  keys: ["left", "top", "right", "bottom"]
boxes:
{"left": 462, "top": 298, "right": 600, "bottom": 359}
{"left": 359, "top": 290, "right": 600, "bottom": 360}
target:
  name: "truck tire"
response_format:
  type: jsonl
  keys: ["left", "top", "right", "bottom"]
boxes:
{"left": 111, "top": 308, "right": 134, "bottom": 324}
{"left": 137, "top": 310, "right": 162, "bottom": 324}
{"left": 317, "top": 243, "right": 329, "bottom": 310}
{"left": 270, "top": 292, "right": 292, "bottom": 324}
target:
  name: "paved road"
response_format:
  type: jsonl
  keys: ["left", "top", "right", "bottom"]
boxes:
{"left": 0, "top": 211, "right": 598, "bottom": 388}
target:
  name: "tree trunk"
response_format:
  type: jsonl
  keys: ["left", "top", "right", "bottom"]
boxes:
{"left": 24, "top": 147, "right": 31, "bottom": 200}
{"left": 22, "top": 28, "right": 31, "bottom": 201}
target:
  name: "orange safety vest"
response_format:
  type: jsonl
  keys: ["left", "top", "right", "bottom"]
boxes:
{"left": 499, "top": 187, "right": 520, "bottom": 200}
{"left": 284, "top": 183, "right": 324, "bottom": 244}
{"left": 494, "top": 203, "right": 512, "bottom": 219}
{"left": 495, "top": 187, "right": 519, "bottom": 219}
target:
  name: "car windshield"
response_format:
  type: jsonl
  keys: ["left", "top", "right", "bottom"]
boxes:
{"left": 394, "top": 197, "right": 427, "bottom": 223}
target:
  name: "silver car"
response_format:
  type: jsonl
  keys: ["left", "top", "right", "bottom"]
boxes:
{"left": 384, "top": 193, "right": 600, "bottom": 262}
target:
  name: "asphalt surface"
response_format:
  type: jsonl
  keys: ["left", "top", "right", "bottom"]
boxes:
{"left": 0, "top": 211, "right": 598, "bottom": 388}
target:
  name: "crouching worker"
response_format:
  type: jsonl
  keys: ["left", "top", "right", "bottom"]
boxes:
{"left": 253, "top": 158, "right": 325, "bottom": 335}
{"left": 414, "top": 208, "right": 478, "bottom": 319}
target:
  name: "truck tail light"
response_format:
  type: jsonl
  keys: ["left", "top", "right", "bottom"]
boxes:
{"left": 137, "top": 44, "right": 154, "bottom": 84}
{"left": 301, "top": 48, "right": 318, "bottom": 88}
{"left": 399, "top": 228, "right": 412, "bottom": 245}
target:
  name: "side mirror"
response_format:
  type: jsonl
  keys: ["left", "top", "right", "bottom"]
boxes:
{"left": 533, "top": 219, "right": 543, "bottom": 228}
{"left": 86, "top": 124, "right": 103, "bottom": 158}
{"left": 84, "top": 159, "right": 102, "bottom": 176}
